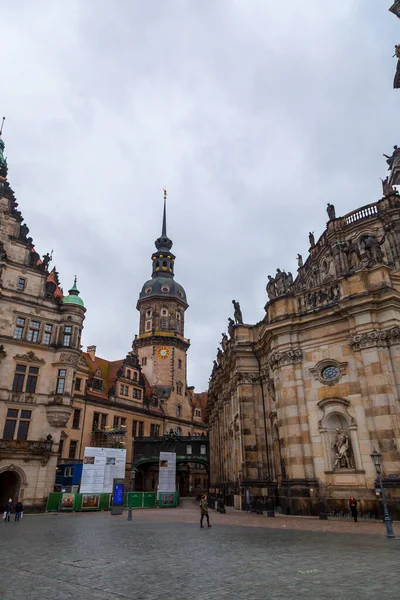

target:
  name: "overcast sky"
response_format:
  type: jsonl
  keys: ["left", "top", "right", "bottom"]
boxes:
{"left": 1, "top": 1, "right": 398, "bottom": 390}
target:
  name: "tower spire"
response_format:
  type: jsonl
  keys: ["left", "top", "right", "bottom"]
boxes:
{"left": 162, "top": 188, "right": 167, "bottom": 237}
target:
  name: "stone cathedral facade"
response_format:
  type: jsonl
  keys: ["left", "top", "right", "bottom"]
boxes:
{"left": 207, "top": 147, "right": 400, "bottom": 516}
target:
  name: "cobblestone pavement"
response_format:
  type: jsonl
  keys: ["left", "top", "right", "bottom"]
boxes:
{"left": 1, "top": 500, "right": 399, "bottom": 600}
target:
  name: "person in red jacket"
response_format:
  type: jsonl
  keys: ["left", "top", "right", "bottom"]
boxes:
{"left": 349, "top": 497, "right": 358, "bottom": 522}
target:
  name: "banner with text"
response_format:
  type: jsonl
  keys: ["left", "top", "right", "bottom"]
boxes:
{"left": 158, "top": 452, "right": 176, "bottom": 492}
{"left": 80, "top": 447, "right": 127, "bottom": 494}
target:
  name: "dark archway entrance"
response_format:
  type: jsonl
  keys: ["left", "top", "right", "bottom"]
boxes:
{"left": 0, "top": 470, "right": 21, "bottom": 510}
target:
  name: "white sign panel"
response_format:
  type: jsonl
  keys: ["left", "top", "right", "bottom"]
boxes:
{"left": 158, "top": 451, "right": 176, "bottom": 492}
{"left": 80, "top": 447, "right": 126, "bottom": 494}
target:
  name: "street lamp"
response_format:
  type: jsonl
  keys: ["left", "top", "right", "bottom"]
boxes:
{"left": 127, "top": 468, "right": 137, "bottom": 522}
{"left": 370, "top": 449, "right": 395, "bottom": 539}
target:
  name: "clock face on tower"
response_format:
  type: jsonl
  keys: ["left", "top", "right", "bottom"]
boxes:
{"left": 157, "top": 346, "right": 170, "bottom": 359}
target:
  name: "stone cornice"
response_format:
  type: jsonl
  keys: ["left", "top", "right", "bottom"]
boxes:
{"left": 348, "top": 326, "right": 400, "bottom": 351}
{"left": 269, "top": 348, "right": 303, "bottom": 370}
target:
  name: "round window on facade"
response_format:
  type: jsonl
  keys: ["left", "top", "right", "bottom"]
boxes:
{"left": 145, "top": 287, "right": 152, "bottom": 294}
{"left": 321, "top": 365, "right": 340, "bottom": 381}
{"left": 161, "top": 285, "right": 170, "bottom": 293}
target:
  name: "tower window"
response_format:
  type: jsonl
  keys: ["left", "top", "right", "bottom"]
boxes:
{"left": 126, "top": 369, "right": 131, "bottom": 379}
{"left": 177, "top": 385, "right": 183, "bottom": 395}
{"left": 155, "top": 261, "right": 160, "bottom": 269}
{"left": 176, "top": 404, "right": 181, "bottom": 417}
{"left": 161, "top": 318, "right": 167, "bottom": 330}
{"left": 176, "top": 312, "right": 181, "bottom": 321}
{"left": 63, "top": 326, "right": 72, "bottom": 347}
{"left": 161, "top": 285, "right": 170, "bottom": 293}
{"left": 161, "top": 308, "right": 168, "bottom": 316}
{"left": 17, "top": 277, "right": 26, "bottom": 292}
{"left": 145, "top": 320, "right": 152, "bottom": 332}
{"left": 142, "top": 357, "right": 147, "bottom": 366}
{"left": 146, "top": 309, "right": 152, "bottom": 318}
{"left": 178, "top": 359, "right": 182, "bottom": 369}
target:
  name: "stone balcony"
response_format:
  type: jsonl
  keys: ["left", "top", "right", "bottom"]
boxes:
{"left": 0, "top": 438, "right": 53, "bottom": 463}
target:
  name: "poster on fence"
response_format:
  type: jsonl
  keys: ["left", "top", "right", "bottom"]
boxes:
{"left": 158, "top": 451, "right": 176, "bottom": 492}
{"left": 80, "top": 447, "right": 126, "bottom": 494}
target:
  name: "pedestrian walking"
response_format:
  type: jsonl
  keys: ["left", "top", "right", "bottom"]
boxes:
{"left": 4, "top": 498, "right": 12, "bottom": 522}
{"left": 14, "top": 499, "right": 23, "bottom": 522}
{"left": 200, "top": 494, "right": 212, "bottom": 528}
{"left": 349, "top": 496, "right": 358, "bottom": 522}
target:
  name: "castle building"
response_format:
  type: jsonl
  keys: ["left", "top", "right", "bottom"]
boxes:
{"left": 207, "top": 147, "right": 400, "bottom": 517}
{"left": 0, "top": 133, "right": 206, "bottom": 509}
{"left": 0, "top": 132, "right": 85, "bottom": 511}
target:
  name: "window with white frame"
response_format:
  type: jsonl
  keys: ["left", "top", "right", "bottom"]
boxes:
{"left": 14, "top": 317, "right": 26, "bottom": 340}
{"left": 63, "top": 325, "right": 72, "bottom": 347}
{"left": 57, "top": 369, "right": 67, "bottom": 394}
{"left": 27, "top": 320, "right": 41, "bottom": 342}
{"left": 42, "top": 323, "right": 53, "bottom": 345}
{"left": 145, "top": 320, "right": 152, "bottom": 332}
{"left": 17, "top": 277, "right": 26, "bottom": 292}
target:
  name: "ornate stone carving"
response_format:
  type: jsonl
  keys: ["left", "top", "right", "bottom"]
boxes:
{"left": 46, "top": 402, "right": 73, "bottom": 428}
{"left": 236, "top": 372, "right": 260, "bottom": 385}
{"left": 13, "top": 351, "right": 44, "bottom": 363}
{"left": 347, "top": 329, "right": 400, "bottom": 350}
{"left": 77, "top": 354, "right": 88, "bottom": 368}
{"left": 269, "top": 348, "right": 303, "bottom": 370}
{"left": 59, "top": 353, "right": 79, "bottom": 365}
{"left": 266, "top": 269, "right": 293, "bottom": 299}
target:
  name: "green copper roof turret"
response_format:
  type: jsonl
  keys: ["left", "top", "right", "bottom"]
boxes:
{"left": 62, "top": 276, "right": 85, "bottom": 308}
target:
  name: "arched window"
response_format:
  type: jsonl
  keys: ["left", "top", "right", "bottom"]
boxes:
{"left": 200, "top": 445, "right": 206, "bottom": 455}
{"left": 176, "top": 405, "right": 181, "bottom": 417}
{"left": 126, "top": 369, "right": 131, "bottom": 379}
{"left": 176, "top": 427, "right": 182, "bottom": 435}
{"left": 186, "top": 444, "right": 192, "bottom": 455}
{"left": 155, "top": 261, "right": 160, "bottom": 269}
{"left": 162, "top": 260, "right": 167, "bottom": 268}
{"left": 133, "top": 372, "right": 138, "bottom": 382}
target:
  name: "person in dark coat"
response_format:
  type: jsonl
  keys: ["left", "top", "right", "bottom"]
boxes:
{"left": 200, "top": 495, "right": 212, "bottom": 528}
{"left": 4, "top": 498, "right": 12, "bottom": 522}
{"left": 349, "top": 497, "right": 358, "bottom": 522}
{"left": 14, "top": 499, "right": 23, "bottom": 522}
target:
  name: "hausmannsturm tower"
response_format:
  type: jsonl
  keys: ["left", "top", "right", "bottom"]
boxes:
{"left": 132, "top": 191, "right": 190, "bottom": 428}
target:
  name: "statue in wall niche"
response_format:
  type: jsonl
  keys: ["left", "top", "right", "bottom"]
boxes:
{"left": 327, "top": 203, "right": 336, "bottom": 221}
{"left": 232, "top": 300, "right": 243, "bottom": 324}
{"left": 361, "top": 234, "right": 386, "bottom": 265}
{"left": 332, "top": 429, "right": 354, "bottom": 470}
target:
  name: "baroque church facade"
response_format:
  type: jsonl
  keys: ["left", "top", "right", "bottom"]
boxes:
{"left": 207, "top": 147, "right": 400, "bottom": 516}
{"left": 0, "top": 134, "right": 206, "bottom": 511}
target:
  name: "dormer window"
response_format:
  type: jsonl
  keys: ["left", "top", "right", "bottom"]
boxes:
{"left": 161, "top": 285, "right": 170, "bottom": 293}
{"left": 92, "top": 378, "right": 103, "bottom": 392}
{"left": 145, "top": 286, "right": 152, "bottom": 294}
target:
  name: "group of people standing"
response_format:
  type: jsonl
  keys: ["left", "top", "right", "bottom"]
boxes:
{"left": 3, "top": 498, "right": 23, "bottom": 522}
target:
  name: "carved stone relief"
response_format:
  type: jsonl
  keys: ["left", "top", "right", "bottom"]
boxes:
{"left": 269, "top": 348, "right": 303, "bottom": 370}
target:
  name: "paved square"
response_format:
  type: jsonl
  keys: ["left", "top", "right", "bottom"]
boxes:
{"left": 0, "top": 501, "right": 399, "bottom": 600}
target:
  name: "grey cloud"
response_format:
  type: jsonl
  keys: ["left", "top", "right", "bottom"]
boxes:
{"left": 1, "top": 0, "right": 398, "bottom": 389}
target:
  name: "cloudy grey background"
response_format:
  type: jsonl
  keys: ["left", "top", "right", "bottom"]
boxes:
{"left": 1, "top": 1, "right": 398, "bottom": 390}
